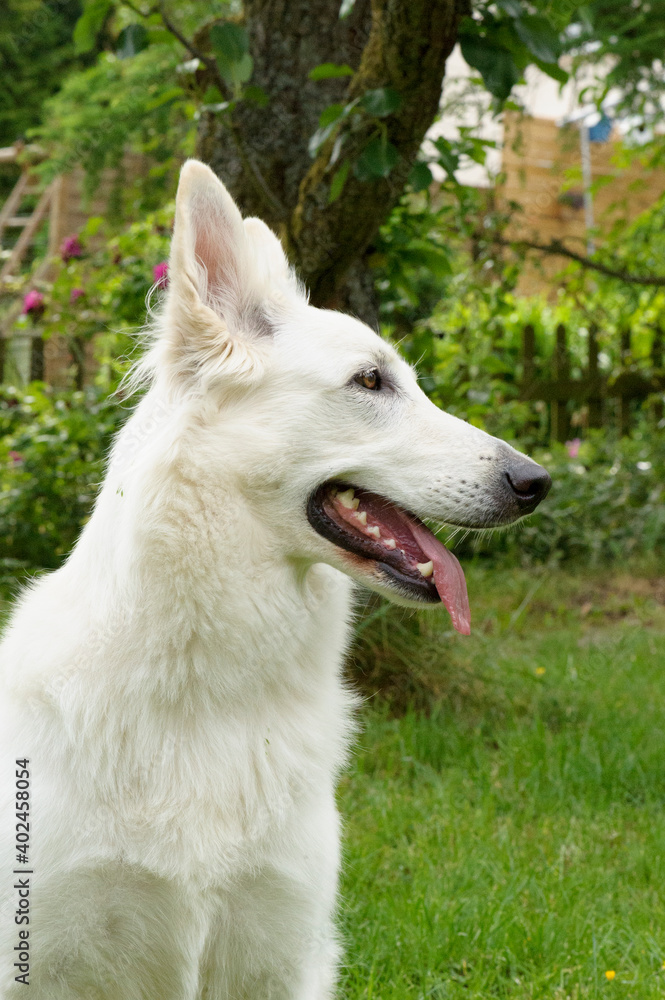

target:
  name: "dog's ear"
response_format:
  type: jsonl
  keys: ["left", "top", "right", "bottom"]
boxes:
{"left": 168, "top": 159, "right": 260, "bottom": 337}
{"left": 162, "top": 161, "right": 298, "bottom": 383}
{"left": 243, "top": 217, "right": 292, "bottom": 287}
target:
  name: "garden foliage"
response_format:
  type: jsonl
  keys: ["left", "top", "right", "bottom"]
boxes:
{"left": 375, "top": 189, "right": 665, "bottom": 442}
{"left": 11, "top": 204, "right": 173, "bottom": 388}
{"left": 459, "top": 433, "right": 665, "bottom": 566}
{"left": 0, "top": 383, "right": 124, "bottom": 569}
{"left": 5, "top": 182, "right": 665, "bottom": 572}
{"left": 34, "top": 45, "right": 194, "bottom": 208}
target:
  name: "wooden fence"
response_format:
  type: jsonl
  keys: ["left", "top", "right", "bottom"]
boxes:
{"left": 0, "top": 330, "right": 89, "bottom": 390}
{"left": 2, "top": 317, "right": 663, "bottom": 441}
{"left": 521, "top": 323, "right": 665, "bottom": 441}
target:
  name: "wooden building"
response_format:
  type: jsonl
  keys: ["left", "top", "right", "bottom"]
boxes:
{"left": 501, "top": 111, "right": 665, "bottom": 295}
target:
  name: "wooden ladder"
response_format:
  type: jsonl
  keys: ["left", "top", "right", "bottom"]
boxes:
{"left": 0, "top": 147, "right": 56, "bottom": 370}
{"left": 0, "top": 175, "right": 55, "bottom": 284}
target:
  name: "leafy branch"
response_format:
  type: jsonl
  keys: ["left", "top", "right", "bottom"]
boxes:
{"left": 157, "top": 1, "right": 286, "bottom": 218}
{"left": 486, "top": 233, "right": 665, "bottom": 288}
{"left": 157, "top": 2, "right": 225, "bottom": 91}
{"left": 119, "top": 0, "right": 158, "bottom": 18}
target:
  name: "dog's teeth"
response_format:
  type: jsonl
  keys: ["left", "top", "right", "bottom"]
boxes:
{"left": 383, "top": 538, "right": 396, "bottom": 549}
{"left": 356, "top": 511, "right": 367, "bottom": 525}
{"left": 416, "top": 561, "right": 434, "bottom": 578}
{"left": 367, "top": 525, "right": 381, "bottom": 538}
{"left": 337, "top": 488, "right": 358, "bottom": 510}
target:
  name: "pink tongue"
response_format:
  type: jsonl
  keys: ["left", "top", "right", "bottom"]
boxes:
{"left": 410, "top": 522, "right": 471, "bottom": 635}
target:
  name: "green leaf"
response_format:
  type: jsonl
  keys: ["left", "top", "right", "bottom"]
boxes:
{"left": 496, "top": 0, "right": 524, "bottom": 17}
{"left": 409, "top": 162, "right": 433, "bottom": 192}
{"left": 309, "top": 123, "right": 336, "bottom": 157}
{"left": 243, "top": 85, "right": 269, "bottom": 107}
{"left": 533, "top": 57, "right": 569, "bottom": 86}
{"left": 361, "top": 88, "right": 402, "bottom": 117}
{"left": 230, "top": 52, "right": 253, "bottom": 85}
{"left": 355, "top": 137, "right": 399, "bottom": 180}
{"left": 339, "top": 0, "right": 357, "bottom": 18}
{"left": 319, "top": 103, "right": 347, "bottom": 128}
{"left": 145, "top": 27, "right": 179, "bottom": 46}
{"left": 145, "top": 86, "right": 183, "bottom": 111}
{"left": 209, "top": 23, "right": 253, "bottom": 85}
{"left": 209, "top": 22, "right": 249, "bottom": 63}
{"left": 400, "top": 245, "right": 452, "bottom": 276}
{"left": 460, "top": 37, "right": 521, "bottom": 101}
{"left": 73, "top": 0, "right": 112, "bottom": 54}
{"left": 434, "top": 138, "right": 460, "bottom": 178}
{"left": 309, "top": 103, "right": 353, "bottom": 156}
{"left": 308, "top": 62, "right": 354, "bottom": 81}
{"left": 513, "top": 15, "right": 562, "bottom": 64}
{"left": 328, "top": 160, "right": 350, "bottom": 203}
{"left": 82, "top": 216, "right": 104, "bottom": 238}
{"left": 116, "top": 24, "right": 149, "bottom": 60}
{"left": 202, "top": 86, "right": 225, "bottom": 106}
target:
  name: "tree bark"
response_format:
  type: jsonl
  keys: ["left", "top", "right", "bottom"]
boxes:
{"left": 195, "top": 0, "right": 465, "bottom": 322}
{"left": 197, "top": 0, "right": 372, "bottom": 225}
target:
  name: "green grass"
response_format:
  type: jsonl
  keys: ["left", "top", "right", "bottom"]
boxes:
{"left": 3, "top": 563, "right": 664, "bottom": 996}
{"left": 339, "top": 565, "right": 665, "bottom": 999}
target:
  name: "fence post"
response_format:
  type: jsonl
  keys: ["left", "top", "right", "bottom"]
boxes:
{"left": 521, "top": 324, "right": 540, "bottom": 436}
{"left": 652, "top": 325, "right": 664, "bottom": 426}
{"left": 587, "top": 323, "right": 602, "bottom": 429}
{"left": 618, "top": 329, "right": 631, "bottom": 437}
{"left": 551, "top": 323, "right": 570, "bottom": 443}
{"left": 522, "top": 324, "right": 535, "bottom": 386}
{"left": 29, "top": 333, "right": 44, "bottom": 382}
{"left": 70, "top": 336, "right": 86, "bottom": 391}
{"left": 0, "top": 336, "right": 5, "bottom": 384}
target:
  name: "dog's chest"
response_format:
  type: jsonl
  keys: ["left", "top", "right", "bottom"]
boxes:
{"left": 130, "top": 686, "right": 351, "bottom": 878}
{"left": 35, "top": 602, "right": 355, "bottom": 887}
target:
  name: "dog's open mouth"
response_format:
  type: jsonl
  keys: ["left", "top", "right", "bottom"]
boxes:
{"left": 307, "top": 482, "right": 470, "bottom": 635}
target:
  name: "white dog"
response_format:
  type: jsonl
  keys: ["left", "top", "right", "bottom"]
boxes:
{"left": 0, "top": 160, "right": 549, "bottom": 998}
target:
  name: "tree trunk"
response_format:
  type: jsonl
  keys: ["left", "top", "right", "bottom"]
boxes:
{"left": 196, "top": 0, "right": 465, "bottom": 323}
{"left": 197, "top": 0, "right": 372, "bottom": 224}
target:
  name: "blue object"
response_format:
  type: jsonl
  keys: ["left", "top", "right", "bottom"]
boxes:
{"left": 588, "top": 114, "right": 612, "bottom": 143}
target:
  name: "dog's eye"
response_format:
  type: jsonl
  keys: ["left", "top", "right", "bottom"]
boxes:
{"left": 355, "top": 368, "right": 381, "bottom": 391}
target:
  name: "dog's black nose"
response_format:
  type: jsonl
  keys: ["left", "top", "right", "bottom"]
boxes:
{"left": 504, "top": 457, "right": 551, "bottom": 511}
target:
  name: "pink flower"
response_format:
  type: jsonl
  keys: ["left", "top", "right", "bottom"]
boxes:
{"left": 8, "top": 451, "right": 23, "bottom": 465}
{"left": 566, "top": 438, "right": 582, "bottom": 459}
{"left": 70, "top": 287, "right": 85, "bottom": 304}
{"left": 22, "top": 290, "right": 45, "bottom": 316}
{"left": 61, "top": 234, "right": 83, "bottom": 262}
{"left": 153, "top": 261, "right": 169, "bottom": 289}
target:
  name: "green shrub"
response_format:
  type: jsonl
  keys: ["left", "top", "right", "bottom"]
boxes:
{"left": 8, "top": 203, "right": 174, "bottom": 391}
{"left": 34, "top": 45, "right": 193, "bottom": 209}
{"left": 0, "top": 383, "right": 126, "bottom": 569}
{"left": 375, "top": 191, "right": 665, "bottom": 449}
{"left": 453, "top": 432, "right": 665, "bottom": 566}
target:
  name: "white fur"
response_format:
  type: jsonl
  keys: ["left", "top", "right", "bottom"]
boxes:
{"left": 0, "top": 161, "right": 537, "bottom": 998}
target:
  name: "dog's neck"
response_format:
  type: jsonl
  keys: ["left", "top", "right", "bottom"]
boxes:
{"left": 59, "top": 392, "right": 354, "bottom": 709}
